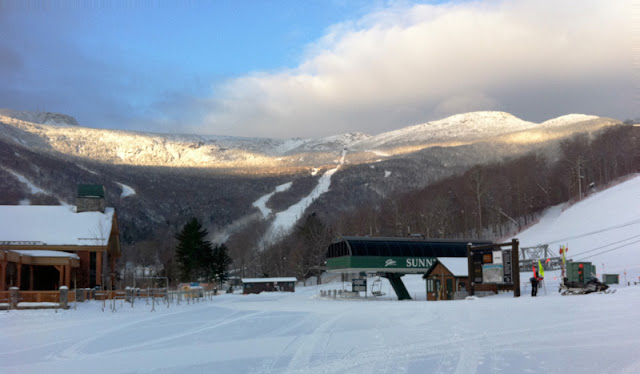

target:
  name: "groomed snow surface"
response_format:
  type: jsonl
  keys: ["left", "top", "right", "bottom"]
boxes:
{"left": 2, "top": 279, "right": 639, "bottom": 374}
{"left": 2, "top": 176, "right": 639, "bottom": 374}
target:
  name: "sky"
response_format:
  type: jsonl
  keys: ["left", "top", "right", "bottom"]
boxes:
{"left": 0, "top": 0, "right": 637, "bottom": 138}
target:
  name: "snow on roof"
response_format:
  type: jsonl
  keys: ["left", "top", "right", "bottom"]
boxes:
{"left": 0, "top": 205, "right": 114, "bottom": 246}
{"left": 8, "top": 250, "right": 80, "bottom": 259}
{"left": 437, "top": 257, "right": 469, "bottom": 277}
{"left": 242, "top": 277, "right": 297, "bottom": 283}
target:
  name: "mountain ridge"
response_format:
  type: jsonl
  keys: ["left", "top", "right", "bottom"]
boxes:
{"left": 0, "top": 108, "right": 628, "bottom": 255}
{"left": 0, "top": 110, "right": 615, "bottom": 171}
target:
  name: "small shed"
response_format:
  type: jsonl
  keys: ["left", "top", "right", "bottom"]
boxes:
{"left": 602, "top": 274, "right": 619, "bottom": 284}
{"left": 242, "top": 277, "right": 296, "bottom": 294}
{"left": 566, "top": 262, "right": 596, "bottom": 284}
{"left": 423, "top": 257, "right": 469, "bottom": 301}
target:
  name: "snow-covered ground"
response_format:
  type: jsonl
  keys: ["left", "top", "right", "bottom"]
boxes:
{"left": 2, "top": 279, "right": 639, "bottom": 373}
{"left": 2, "top": 176, "right": 639, "bottom": 374}
{"left": 514, "top": 175, "right": 640, "bottom": 281}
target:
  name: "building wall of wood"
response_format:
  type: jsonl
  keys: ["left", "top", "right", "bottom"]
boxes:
{"left": 243, "top": 281, "right": 295, "bottom": 294}
{"left": 424, "top": 262, "right": 468, "bottom": 301}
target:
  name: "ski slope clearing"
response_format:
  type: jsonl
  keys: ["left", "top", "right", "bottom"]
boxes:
{"left": 115, "top": 182, "right": 136, "bottom": 198}
{"left": 2, "top": 282, "right": 639, "bottom": 374}
{"left": 514, "top": 175, "right": 640, "bottom": 280}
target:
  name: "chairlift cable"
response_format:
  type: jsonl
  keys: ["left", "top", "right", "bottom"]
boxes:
{"left": 574, "top": 238, "right": 640, "bottom": 261}
{"left": 567, "top": 233, "right": 640, "bottom": 257}
{"left": 536, "top": 217, "right": 640, "bottom": 246}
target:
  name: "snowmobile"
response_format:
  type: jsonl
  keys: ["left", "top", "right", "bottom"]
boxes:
{"left": 559, "top": 277, "right": 615, "bottom": 295}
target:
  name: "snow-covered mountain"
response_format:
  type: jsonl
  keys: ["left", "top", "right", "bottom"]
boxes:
{"left": 0, "top": 108, "right": 628, "bottom": 253}
{"left": 0, "top": 110, "right": 617, "bottom": 169}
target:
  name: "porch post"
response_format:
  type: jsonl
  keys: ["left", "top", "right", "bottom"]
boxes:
{"left": 96, "top": 251, "right": 103, "bottom": 288}
{"left": 29, "top": 265, "right": 34, "bottom": 290}
{"left": 109, "top": 255, "right": 116, "bottom": 290}
{"left": 0, "top": 252, "right": 6, "bottom": 291}
{"left": 16, "top": 256, "right": 22, "bottom": 289}
{"left": 65, "top": 261, "right": 71, "bottom": 288}
{"left": 56, "top": 265, "right": 63, "bottom": 289}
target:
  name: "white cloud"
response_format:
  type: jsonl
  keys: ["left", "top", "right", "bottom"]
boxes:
{"left": 199, "top": 0, "right": 632, "bottom": 139}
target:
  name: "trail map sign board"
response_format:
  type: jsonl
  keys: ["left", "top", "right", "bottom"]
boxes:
{"left": 467, "top": 239, "right": 520, "bottom": 297}
{"left": 483, "top": 264, "right": 504, "bottom": 283}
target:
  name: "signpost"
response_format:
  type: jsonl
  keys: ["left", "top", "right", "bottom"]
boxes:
{"left": 352, "top": 279, "right": 367, "bottom": 292}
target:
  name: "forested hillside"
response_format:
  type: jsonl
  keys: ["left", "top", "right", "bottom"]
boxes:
{"left": 247, "top": 124, "right": 638, "bottom": 281}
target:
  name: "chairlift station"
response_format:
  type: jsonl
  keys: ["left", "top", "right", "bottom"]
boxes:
{"left": 325, "top": 236, "right": 494, "bottom": 300}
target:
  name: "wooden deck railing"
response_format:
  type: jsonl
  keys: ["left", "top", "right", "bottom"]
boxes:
{"left": 1, "top": 288, "right": 217, "bottom": 311}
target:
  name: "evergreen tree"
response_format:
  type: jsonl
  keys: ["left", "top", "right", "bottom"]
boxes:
{"left": 175, "top": 217, "right": 213, "bottom": 282}
{"left": 210, "top": 243, "right": 233, "bottom": 282}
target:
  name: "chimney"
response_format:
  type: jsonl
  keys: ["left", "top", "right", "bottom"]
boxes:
{"left": 76, "top": 184, "right": 106, "bottom": 213}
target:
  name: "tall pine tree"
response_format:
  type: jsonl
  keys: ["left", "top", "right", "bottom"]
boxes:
{"left": 210, "top": 243, "right": 233, "bottom": 283}
{"left": 175, "top": 217, "right": 213, "bottom": 282}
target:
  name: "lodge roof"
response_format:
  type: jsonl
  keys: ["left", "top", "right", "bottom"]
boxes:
{"left": 8, "top": 250, "right": 80, "bottom": 259}
{"left": 0, "top": 205, "right": 115, "bottom": 247}
{"left": 242, "top": 277, "right": 297, "bottom": 283}
{"left": 2, "top": 249, "right": 80, "bottom": 267}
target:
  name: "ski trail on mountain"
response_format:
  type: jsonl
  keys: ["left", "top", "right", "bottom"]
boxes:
{"left": 262, "top": 150, "right": 347, "bottom": 241}
{"left": 253, "top": 182, "right": 293, "bottom": 217}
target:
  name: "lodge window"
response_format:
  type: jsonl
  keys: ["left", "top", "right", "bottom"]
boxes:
{"left": 427, "top": 279, "right": 434, "bottom": 292}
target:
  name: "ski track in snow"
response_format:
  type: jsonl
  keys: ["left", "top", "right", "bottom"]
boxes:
{"left": 2, "top": 278, "right": 640, "bottom": 374}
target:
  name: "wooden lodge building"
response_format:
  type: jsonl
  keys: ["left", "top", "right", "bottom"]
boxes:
{"left": 0, "top": 185, "right": 121, "bottom": 291}
{"left": 242, "top": 277, "right": 297, "bottom": 294}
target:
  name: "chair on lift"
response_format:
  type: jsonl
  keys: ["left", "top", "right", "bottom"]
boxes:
{"left": 371, "top": 277, "right": 386, "bottom": 297}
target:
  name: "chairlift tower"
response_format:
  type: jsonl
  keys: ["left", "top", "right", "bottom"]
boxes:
{"left": 519, "top": 245, "right": 563, "bottom": 271}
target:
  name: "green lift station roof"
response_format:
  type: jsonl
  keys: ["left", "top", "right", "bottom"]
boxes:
{"left": 77, "top": 184, "right": 105, "bottom": 198}
{"left": 326, "top": 236, "right": 492, "bottom": 274}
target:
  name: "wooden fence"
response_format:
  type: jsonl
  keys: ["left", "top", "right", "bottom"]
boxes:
{"left": 1, "top": 288, "right": 218, "bottom": 311}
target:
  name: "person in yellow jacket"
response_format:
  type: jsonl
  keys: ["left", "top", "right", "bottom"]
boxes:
{"left": 530, "top": 266, "right": 543, "bottom": 297}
